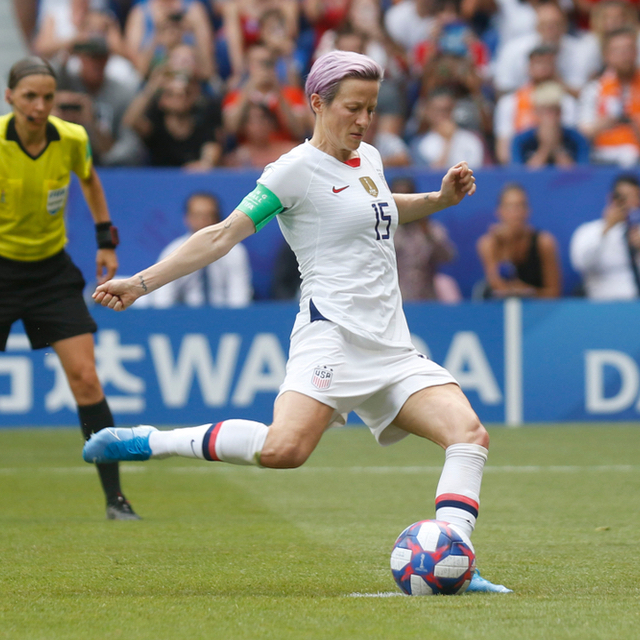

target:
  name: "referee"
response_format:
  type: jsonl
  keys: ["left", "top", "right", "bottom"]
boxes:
{"left": 1, "top": 57, "right": 139, "bottom": 520}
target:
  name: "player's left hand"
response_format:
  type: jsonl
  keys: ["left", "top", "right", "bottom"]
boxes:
{"left": 439, "top": 162, "right": 476, "bottom": 207}
{"left": 96, "top": 249, "right": 118, "bottom": 285}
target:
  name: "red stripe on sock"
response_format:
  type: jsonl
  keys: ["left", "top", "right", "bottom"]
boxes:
{"left": 435, "top": 493, "right": 479, "bottom": 510}
{"left": 207, "top": 422, "right": 224, "bottom": 461}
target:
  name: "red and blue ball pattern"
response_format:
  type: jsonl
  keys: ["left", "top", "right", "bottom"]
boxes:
{"left": 390, "top": 520, "right": 476, "bottom": 595}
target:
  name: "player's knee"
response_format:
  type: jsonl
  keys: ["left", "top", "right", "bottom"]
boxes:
{"left": 472, "top": 421, "right": 489, "bottom": 449}
{"left": 259, "top": 440, "right": 311, "bottom": 469}
{"left": 460, "top": 416, "right": 489, "bottom": 449}
{"left": 444, "top": 412, "right": 488, "bottom": 450}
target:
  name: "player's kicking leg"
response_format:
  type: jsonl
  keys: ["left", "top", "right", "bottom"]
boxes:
{"left": 83, "top": 422, "right": 267, "bottom": 465}
{"left": 84, "top": 391, "right": 335, "bottom": 468}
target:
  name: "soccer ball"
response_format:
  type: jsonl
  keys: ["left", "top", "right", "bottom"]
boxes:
{"left": 390, "top": 520, "right": 476, "bottom": 595}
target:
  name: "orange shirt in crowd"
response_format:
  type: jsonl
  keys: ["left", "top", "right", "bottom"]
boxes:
{"left": 222, "top": 85, "right": 308, "bottom": 142}
{"left": 512, "top": 84, "right": 539, "bottom": 134}
{"left": 593, "top": 69, "right": 640, "bottom": 151}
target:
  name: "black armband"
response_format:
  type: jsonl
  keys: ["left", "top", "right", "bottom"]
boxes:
{"left": 96, "top": 222, "right": 119, "bottom": 249}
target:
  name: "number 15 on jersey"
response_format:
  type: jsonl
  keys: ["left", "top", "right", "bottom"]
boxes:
{"left": 372, "top": 202, "right": 391, "bottom": 241}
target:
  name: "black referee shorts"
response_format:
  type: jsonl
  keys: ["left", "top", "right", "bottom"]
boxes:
{"left": 0, "top": 250, "right": 97, "bottom": 351}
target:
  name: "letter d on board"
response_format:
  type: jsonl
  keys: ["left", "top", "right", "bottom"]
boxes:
{"left": 585, "top": 350, "right": 639, "bottom": 414}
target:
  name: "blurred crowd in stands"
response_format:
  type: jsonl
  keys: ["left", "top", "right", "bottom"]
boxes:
{"left": 13, "top": 0, "right": 640, "bottom": 170}
{"left": 11, "top": 0, "right": 640, "bottom": 303}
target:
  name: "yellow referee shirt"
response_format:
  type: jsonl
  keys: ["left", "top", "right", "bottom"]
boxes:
{"left": 0, "top": 113, "right": 92, "bottom": 262}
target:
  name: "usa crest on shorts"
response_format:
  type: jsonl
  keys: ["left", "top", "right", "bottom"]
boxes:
{"left": 311, "top": 365, "right": 334, "bottom": 390}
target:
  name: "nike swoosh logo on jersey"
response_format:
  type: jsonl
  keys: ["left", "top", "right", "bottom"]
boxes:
{"left": 332, "top": 185, "right": 349, "bottom": 193}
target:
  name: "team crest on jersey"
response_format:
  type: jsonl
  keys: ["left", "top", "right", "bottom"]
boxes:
{"left": 311, "top": 365, "right": 334, "bottom": 390}
{"left": 359, "top": 176, "right": 378, "bottom": 197}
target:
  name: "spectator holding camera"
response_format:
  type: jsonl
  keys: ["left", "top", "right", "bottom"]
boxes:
{"left": 417, "top": 45, "right": 494, "bottom": 143}
{"left": 123, "top": 65, "right": 223, "bottom": 169}
{"left": 222, "top": 44, "right": 313, "bottom": 143}
{"left": 476, "top": 183, "right": 562, "bottom": 299}
{"left": 412, "top": 0, "right": 490, "bottom": 81}
{"left": 124, "top": 0, "right": 215, "bottom": 81}
{"left": 579, "top": 28, "right": 640, "bottom": 167}
{"left": 217, "top": 0, "right": 300, "bottom": 84}
{"left": 570, "top": 174, "right": 640, "bottom": 299}
{"left": 257, "top": 7, "right": 305, "bottom": 88}
{"left": 54, "top": 36, "right": 142, "bottom": 165}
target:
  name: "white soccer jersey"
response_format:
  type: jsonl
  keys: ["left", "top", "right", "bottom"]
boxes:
{"left": 258, "top": 141, "right": 412, "bottom": 346}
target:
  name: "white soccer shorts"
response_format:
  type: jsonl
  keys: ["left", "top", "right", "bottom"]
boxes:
{"left": 278, "top": 321, "right": 458, "bottom": 445}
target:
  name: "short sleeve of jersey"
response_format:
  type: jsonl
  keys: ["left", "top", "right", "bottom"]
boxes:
{"left": 235, "top": 145, "right": 313, "bottom": 231}
{"left": 256, "top": 147, "right": 314, "bottom": 210}
{"left": 70, "top": 124, "right": 93, "bottom": 180}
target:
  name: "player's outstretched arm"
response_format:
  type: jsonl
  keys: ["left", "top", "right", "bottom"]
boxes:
{"left": 93, "top": 210, "right": 255, "bottom": 311}
{"left": 394, "top": 162, "right": 476, "bottom": 225}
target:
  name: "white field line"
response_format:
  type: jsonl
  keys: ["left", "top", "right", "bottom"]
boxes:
{"left": 0, "top": 465, "right": 147, "bottom": 475}
{"left": 166, "top": 464, "right": 640, "bottom": 474}
{"left": 348, "top": 592, "right": 404, "bottom": 598}
{"left": 0, "top": 464, "right": 638, "bottom": 475}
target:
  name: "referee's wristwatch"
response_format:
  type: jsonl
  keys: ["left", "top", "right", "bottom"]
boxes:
{"left": 95, "top": 222, "right": 119, "bottom": 249}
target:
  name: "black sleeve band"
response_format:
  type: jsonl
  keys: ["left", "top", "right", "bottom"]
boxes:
{"left": 96, "top": 222, "right": 119, "bottom": 249}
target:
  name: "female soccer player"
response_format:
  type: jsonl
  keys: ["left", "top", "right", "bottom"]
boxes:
{"left": 86, "top": 50, "right": 510, "bottom": 590}
{"left": 1, "top": 57, "right": 139, "bottom": 520}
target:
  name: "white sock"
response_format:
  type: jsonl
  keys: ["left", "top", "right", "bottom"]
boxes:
{"left": 434, "top": 443, "right": 488, "bottom": 540}
{"left": 206, "top": 419, "right": 269, "bottom": 466}
{"left": 149, "top": 420, "right": 269, "bottom": 466}
{"left": 148, "top": 424, "right": 213, "bottom": 459}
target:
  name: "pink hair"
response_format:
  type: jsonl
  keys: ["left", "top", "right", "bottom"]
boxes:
{"left": 305, "top": 50, "right": 383, "bottom": 106}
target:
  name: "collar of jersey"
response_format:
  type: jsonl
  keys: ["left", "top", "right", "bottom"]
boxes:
{"left": 6, "top": 116, "right": 61, "bottom": 160}
{"left": 305, "top": 140, "right": 361, "bottom": 167}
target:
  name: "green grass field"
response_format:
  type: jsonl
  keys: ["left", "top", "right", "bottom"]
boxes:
{"left": 1, "top": 424, "right": 639, "bottom": 640}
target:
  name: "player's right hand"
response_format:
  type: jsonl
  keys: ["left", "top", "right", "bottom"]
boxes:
{"left": 93, "top": 277, "right": 140, "bottom": 311}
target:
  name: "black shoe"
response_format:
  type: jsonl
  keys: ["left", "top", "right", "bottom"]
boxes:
{"left": 106, "top": 494, "right": 141, "bottom": 521}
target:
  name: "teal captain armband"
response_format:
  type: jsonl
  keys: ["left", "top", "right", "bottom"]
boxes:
{"left": 236, "top": 183, "right": 283, "bottom": 231}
